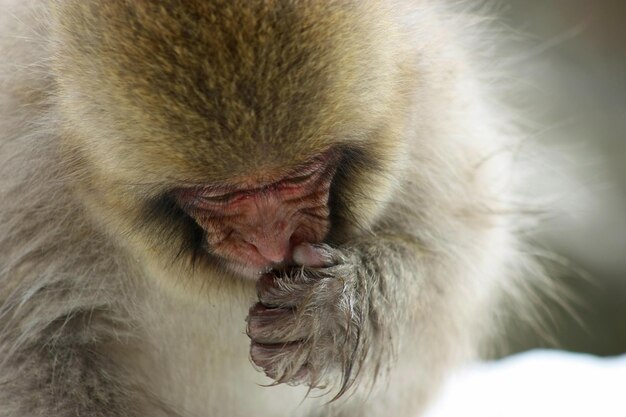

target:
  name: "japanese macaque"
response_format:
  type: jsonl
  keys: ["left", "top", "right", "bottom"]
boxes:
{"left": 0, "top": 1, "right": 533, "bottom": 416}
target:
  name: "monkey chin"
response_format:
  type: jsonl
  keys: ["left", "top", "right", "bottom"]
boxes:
{"left": 211, "top": 245, "right": 301, "bottom": 281}
{"left": 222, "top": 260, "right": 274, "bottom": 281}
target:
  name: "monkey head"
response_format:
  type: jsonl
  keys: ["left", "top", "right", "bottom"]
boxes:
{"left": 50, "top": 0, "right": 414, "bottom": 284}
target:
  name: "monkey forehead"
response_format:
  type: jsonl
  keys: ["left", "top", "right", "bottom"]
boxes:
{"left": 52, "top": 0, "right": 407, "bottom": 177}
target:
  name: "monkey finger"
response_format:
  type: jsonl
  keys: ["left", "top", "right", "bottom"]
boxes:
{"left": 256, "top": 273, "right": 313, "bottom": 308}
{"left": 281, "top": 363, "right": 310, "bottom": 386}
{"left": 292, "top": 243, "right": 335, "bottom": 268}
{"left": 246, "top": 303, "right": 308, "bottom": 344}
{"left": 250, "top": 341, "right": 309, "bottom": 382}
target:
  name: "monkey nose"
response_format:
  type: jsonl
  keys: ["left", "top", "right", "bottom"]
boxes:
{"left": 252, "top": 237, "right": 292, "bottom": 264}
{"left": 245, "top": 227, "right": 293, "bottom": 264}
{"left": 258, "top": 247, "right": 289, "bottom": 264}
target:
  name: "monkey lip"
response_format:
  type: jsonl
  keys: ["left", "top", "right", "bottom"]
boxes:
{"left": 221, "top": 248, "right": 298, "bottom": 280}
{"left": 225, "top": 260, "right": 279, "bottom": 280}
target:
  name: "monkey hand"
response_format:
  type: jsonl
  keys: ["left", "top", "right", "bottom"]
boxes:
{"left": 247, "top": 243, "right": 380, "bottom": 396}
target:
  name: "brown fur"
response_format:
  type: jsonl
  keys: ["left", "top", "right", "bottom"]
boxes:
{"left": 0, "top": 1, "right": 539, "bottom": 416}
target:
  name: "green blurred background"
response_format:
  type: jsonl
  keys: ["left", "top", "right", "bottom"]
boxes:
{"left": 503, "top": 0, "right": 626, "bottom": 356}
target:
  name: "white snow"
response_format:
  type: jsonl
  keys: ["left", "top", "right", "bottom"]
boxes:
{"left": 425, "top": 350, "right": 626, "bottom": 417}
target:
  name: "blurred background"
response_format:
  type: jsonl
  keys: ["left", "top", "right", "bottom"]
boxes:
{"left": 502, "top": 0, "right": 626, "bottom": 357}
{"left": 426, "top": 3, "right": 625, "bottom": 414}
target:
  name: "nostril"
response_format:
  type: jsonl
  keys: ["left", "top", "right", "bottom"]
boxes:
{"left": 289, "top": 233, "right": 304, "bottom": 248}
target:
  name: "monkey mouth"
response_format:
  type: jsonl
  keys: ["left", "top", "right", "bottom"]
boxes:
{"left": 215, "top": 249, "right": 298, "bottom": 280}
{"left": 223, "top": 260, "right": 278, "bottom": 280}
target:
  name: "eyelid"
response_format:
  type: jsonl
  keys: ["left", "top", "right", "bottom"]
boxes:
{"left": 173, "top": 187, "right": 240, "bottom": 208}
{"left": 199, "top": 193, "right": 237, "bottom": 203}
{"left": 197, "top": 189, "right": 243, "bottom": 204}
{"left": 173, "top": 151, "right": 336, "bottom": 205}
{"left": 283, "top": 157, "right": 327, "bottom": 184}
{"left": 284, "top": 170, "right": 317, "bottom": 185}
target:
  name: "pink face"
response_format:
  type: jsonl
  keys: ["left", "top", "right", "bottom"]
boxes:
{"left": 174, "top": 151, "right": 339, "bottom": 278}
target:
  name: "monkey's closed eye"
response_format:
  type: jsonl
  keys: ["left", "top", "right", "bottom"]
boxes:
{"left": 172, "top": 187, "right": 244, "bottom": 209}
{"left": 199, "top": 192, "right": 240, "bottom": 204}
{"left": 281, "top": 154, "right": 337, "bottom": 187}
{"left": 283, "top": 172, "right": 316, "bottom": 185}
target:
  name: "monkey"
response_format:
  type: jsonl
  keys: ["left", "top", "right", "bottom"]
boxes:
{"left": 0, "top": 1, "right": 536, "bottom": 416}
